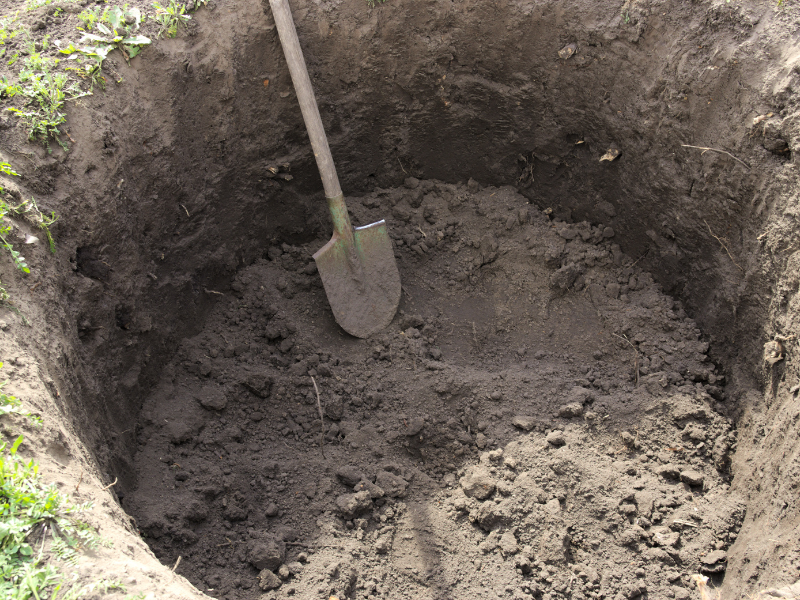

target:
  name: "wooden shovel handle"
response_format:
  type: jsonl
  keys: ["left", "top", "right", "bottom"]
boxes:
{"left": 269, "top": 0, "right": 342, "bottom": 201}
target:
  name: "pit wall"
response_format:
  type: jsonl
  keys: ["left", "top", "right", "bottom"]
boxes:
{"left": 1, "top": 0, "right": 800, "bottom": 595}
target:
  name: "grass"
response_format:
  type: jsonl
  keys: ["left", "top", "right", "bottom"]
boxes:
{"left": 0, "top": 362, "right": 127, "bottom": 599}
{"left": 1, "top": 2, "right": 208, "bottom": 153}
{"left": 6, "top": 54, "right": 89, "bottom": 152}
{"left": 152, "top": 0, "right": 191, "bottom": 38}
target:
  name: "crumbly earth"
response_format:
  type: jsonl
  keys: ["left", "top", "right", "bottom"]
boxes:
{"left": 2, "top": 0, "right": 800, "bottom": 599}
{"left": 126, "top": 182, "right": 742, "bottom": 600}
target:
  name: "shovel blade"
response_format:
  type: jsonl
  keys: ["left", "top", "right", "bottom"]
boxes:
{"left": 313, "top": 220, "right": 401, "bottom": 338}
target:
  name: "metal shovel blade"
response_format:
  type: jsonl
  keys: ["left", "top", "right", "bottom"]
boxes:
{"left": 313, "top": 219, "right": 401, "bottom": 338}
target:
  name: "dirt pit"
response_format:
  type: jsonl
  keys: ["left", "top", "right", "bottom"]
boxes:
{"left": 3, "top": 0, "right": 800, "bottom": 598}
{"left": 125, "top": 182, "right": 741, "bottom": 600}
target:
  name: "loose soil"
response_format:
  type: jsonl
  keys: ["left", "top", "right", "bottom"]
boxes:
{"left": 127, "top": 181, "right": 742, "bottom": 600}
{"left": 2, "top": 0, "right": 800, "bottom": 599}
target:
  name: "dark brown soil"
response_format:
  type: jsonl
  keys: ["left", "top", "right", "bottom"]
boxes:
{"left": 2, "top": 0, "right": 800, "bottom": 598}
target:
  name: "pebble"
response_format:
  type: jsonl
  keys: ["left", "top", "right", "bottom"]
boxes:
{"left": 511, "top": 415, "right": 537, "bottom": 431}
{"left": 258, "top": 569, "right": 281, "bottom": 591}
{"left": 546, "top": 430, "right": 566, "bottom": 447}
{"left": 335, "top": 491, "right": 373, "bottom": 518}
{"left": 336, "top": 466, "right": 366, "bottom": 487}
{"left": 459, "top": 466, "right": 496, "bottom": 500}
{"left": 375, "top": 470, "right": 408, "bottom": 498}
{"left": 499, "top": 530, "right": 519, "bottom": 555}
{"left": 557, "top": 402, "right": 583, "bottom": 418}
{"left": 196, "top": 387, "right": 228, "bottom": 411}
{"left": 404, "top": 417, "right": 425, "bottom": 436}
{"left": 679, "top": 469, "right": 704, "bottom": 487}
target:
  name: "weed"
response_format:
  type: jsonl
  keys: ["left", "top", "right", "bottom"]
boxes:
{"left": 64, "top": 5, "right": 151, "bottom": 68}
{"left": 0, "top": 162, "right": 30, "bottom": 292}
{"left": 0, "top": 76, "right": 19, "bottom": 99}
{"left": 76, "top": 6, "right": 104, "bottom": 31}
{"left": 0, "top": 161, "right": 58, "bottom": 300}
{"left": 366, "top": 0, "right": 386, "bottom": 7}
{"left": 153, "top": 0, "right": 191, "bottom": 38}
{"left": 7, "top": 56, "right": 89, "bottom": 151}
{"left": 0, "top": 433, "right": 99, "bottom": 599}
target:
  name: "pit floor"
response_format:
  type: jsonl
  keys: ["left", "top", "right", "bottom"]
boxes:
{"left": 125, "top": 180, "right": 740, "bottom": 600}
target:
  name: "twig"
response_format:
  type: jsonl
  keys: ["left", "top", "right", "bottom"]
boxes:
{"left": 629, "top": 247, "right": 650, "bottom": 268}
{"left": 311, "top": 376, "right": 326, "bottom": 459}
{"left": 216, "top": 537, "right": 235, "bottom": 548}
{"left": 180, "top": 204, "right": 190, "bottom": 217}
{"left": 203, "top": 288, "right": 224, "bottom": 295}
{"left": 74, "top": 471, "right": 84, "bottom": 493}
{"left": 102, "top": 477, "right": 118, "bottom": 490}
{"left": 612, "top": 333, "right": 639, "bottom": 386}
{"left": 681, "top": 144, "right": 750, "bottom": 170}
{"left": 704, "top": 220, "right": 744, "bottom": 272}
{"left": 172, "top": 555, "right": 182, "bottom": 572}
{"left": 397, "top": 157, "right": 407, "bottom": 175}
{"left": 673, "top": 519, "right": 699, "bottom": 528}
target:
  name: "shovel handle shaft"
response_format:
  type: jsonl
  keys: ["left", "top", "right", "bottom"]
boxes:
{"left": 269, "top": 0, "right": 342, "bottom": 201}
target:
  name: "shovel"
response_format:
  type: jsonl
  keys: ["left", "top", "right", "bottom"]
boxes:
{"left": 269, "top": 0, "right": 401, "bottom": 339}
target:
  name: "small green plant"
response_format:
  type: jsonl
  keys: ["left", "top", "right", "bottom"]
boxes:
{"left": 366, "top": 0, "right": 385, "bottom": 7}
{"left": 63, "top": 5, "right": 151, "bottom": 68}
{"left": 76, "top": 6, "right": 105, "bottom": 31}
{"left": 0, "top": 433, "right": 100, "bottom": 599}
{"left": 6, "top": 55, "right": 89, "bottom": 151}
{"left": 153, "top": 0, "right": 191, "bottom": 38}
{"left": 0, "top": 162, "right": 58, "bottom": 300}
{"left": 0, "top": 162, "right": 30, "bottom": 295}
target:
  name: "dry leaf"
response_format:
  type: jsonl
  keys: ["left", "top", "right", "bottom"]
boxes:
{"left": 600, "top": 149, "right": 621, "bottom": 162}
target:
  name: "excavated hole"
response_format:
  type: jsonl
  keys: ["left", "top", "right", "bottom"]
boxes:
{"left": 40, "top": 1, "right": 786, "bottom": 597}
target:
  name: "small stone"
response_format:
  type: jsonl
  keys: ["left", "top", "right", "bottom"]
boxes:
{"left": 656, "top": 464, "right": 680, "bottom": 479}
{"left": 545, "top": 498, "right": 561, "bottom": 514}
{"left": 475, "top": 432, "right": 487, "bottom": 449}
{"left": 404, "top": 417, "right": 424, "bottom": 436}
{"left": 375, "top": 535, "right": 392, "bottom": 554}
{"left": 354, "top": 479, "right": 385, "bottom": 499}
{"left": 460, "top": 466, "right": 496, "bottom": 500}
{"left": 700, "top": 550, "right": 727, "bottom": 573}
{"left": 375, "top": 470, "right": 408, "bottom": 498}
{"left": 680, "top": 470, "right": 704, "bottom": 487}
{"left": 546, "top": 430, "right": 566, "bottom": 447}
{"left": 336, "top": 465, "right": 366, "bottom": 487}
{"left": 602, "top": 226, "right": 615, "bottom": 238}
{"left": 499, "top": 530, "right": 519, "bottom": 555}
{"left": 248, "top": 538, "right": 285, "bottom": 571}
{"left": 404, "top": 177, "right": 420, "bottom": 189}
{"left": 652, "top": 526, "right": 680, "bottom": 547}
{"left": 278, "top": 564, "right": 291, "bottom": 580}
{"left": 265, "top": 502, "right": 279, "bottom": 517}
{"left": 335, "top": 491, "right": 373, "bottom": 518}
{"left": 258, "top": 569, "right": 281, "bottom": 591}
{"left": 620, "top": 431, "right": 636, "bottom": 446}
{"left": 558, "top": 402, "right": 583, "bottom": 418}
{"left": 196, "top": 387, "right": 227, "bottom": 411}
{"left": 511, "top": 416, "right": 536, "bottom": 431}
